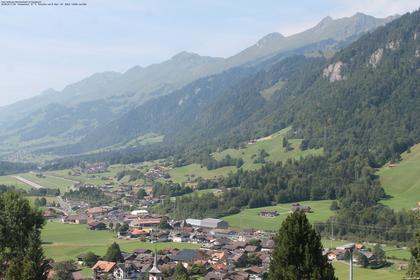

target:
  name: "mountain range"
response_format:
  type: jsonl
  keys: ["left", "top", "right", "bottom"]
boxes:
{"left": 0, "top": 13, "right": 399, "bottom": 161}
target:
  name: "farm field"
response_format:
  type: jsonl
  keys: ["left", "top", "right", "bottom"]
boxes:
{"left": 223, "top": 200, "right": 334, "bottom": 231}
{"left": 42, "top": 222, "right": 199, "bottom": 261}
{"left": 45, "top": 162, "right": 157, "bottom": 187}
{"left": 169, "top": 127, "right": 323, "bottom": 183}
{"left": 13, "top": 172, "right": 76, "bottom": 192}
{"left": 0, "top": 175, "right": 32, "bottom": 191}
{"left": 333, "top": 261, "right": 405, "bottom": 280}
{"left": 378, "top": 143, "right": 420, "bottom": 210}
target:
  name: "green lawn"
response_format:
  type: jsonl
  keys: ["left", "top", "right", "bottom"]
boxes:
{"left": 223, "top": 200, "right": 334, "bottom": 231}
{"left": 321, "top": 239, "right": 411, "bottom": 260}
{"left": 333, "top": 261, "right": 405, "bottom": 280}
{"left": 378, "top": 143, "right": 420, "bottom": 210}
{"left": 15, "top": 172, "right": 75, "bottom": 192}
{"left": 0, "top": 175, "right": 32, "bottom": 191}
{"left": 42, "top": 222, "right": 199, "bottom": 261}
{"left": 169, "top": 164, "right": 237, "bottom": 184}
{"left": 169, "top": 128, "right": 323, "bottom": 183}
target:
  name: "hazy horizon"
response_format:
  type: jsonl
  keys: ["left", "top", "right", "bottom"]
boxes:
{"left": 0, "top": 0, "right": 418, "bottom": 107}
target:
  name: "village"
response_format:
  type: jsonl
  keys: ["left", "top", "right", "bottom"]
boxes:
{"left": 43, "top": 182, "right": 388, "bottom": 280}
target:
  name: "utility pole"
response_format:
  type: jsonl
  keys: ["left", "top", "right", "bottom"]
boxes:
{"left": 337, "top": 244, "right": 355, "bottom": 280}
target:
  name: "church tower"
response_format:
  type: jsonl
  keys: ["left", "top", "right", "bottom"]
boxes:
{"left": 149, "top": 251, "right": 162, "bottom": 280}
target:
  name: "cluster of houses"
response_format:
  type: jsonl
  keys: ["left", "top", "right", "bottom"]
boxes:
{"left": 45, "top": 194, "right": 388, "bottom": 280}
{"left": 326, "top": 243, "right": 375, "bottom": 264}
{"left": 144, "top": 165, "right": 170, "bottom": 180}
{"left": 69, "top": 162, "right": 109, "bottom": 177}
{"left": 86, "top": 229, "right": 276, "bottom": 280}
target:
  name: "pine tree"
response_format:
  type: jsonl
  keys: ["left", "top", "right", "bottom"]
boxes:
{"left": 21, "top": 231, "right": 49, "bottom": 280}
{"left": 0, "top": 192, "right": 48, "bottom": 279}
{"left": 269, "top": 211, "right": 337, "bottom": 280}
{"left": 407, "top": 231, "right": 420, "bottom": 278}
{"left": 103, "top": 242, "right": 123, "bottom": 262}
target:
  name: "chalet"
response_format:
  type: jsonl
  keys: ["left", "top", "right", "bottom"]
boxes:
{"left": 224, "top": 241, "right": 247, "bottom": 251}
{"left": 130, "top": 228, "right": 150, "bottom": 238}
{"left": 43, "top": 209, "right": 60, "bottom": 219}
{"left": 290, "top": 203, "right": 312, "bottom": 213}
{"left": 211, "top": 263, "right": 228, "bottom": 272}
{"left": 261, "top": 239, "right": 274, "bottom": 251}
{"left": 244, "top": 245, "right": 259, "bottom": 253}
{"left": 171, "top": 249, "right": 204, "bottom": 267}
{"left": 113, "top": 263, "right": 143, "bottom": 280}
{"left": 92, "top": 261, "right": 116, "bottom": 279}
{"left": 327, "top": 249, "right": 346, "bottom": 261}
{"left": 259, "top": 210, "right": 279, "bottom": 217}
{"left": 62, "top": 214, "right": 88, "bottom": 224}
{"left": 130, "top": 218, "right": 161, "bottom": 228}
{"left": 244, "top": 266, "right": 264, "bottom": 278}
{"left": 86, "top": 206, "right": 111, "bottom": 217}
{"left": 88, "top": 220, "right": 107, "bottom": 230}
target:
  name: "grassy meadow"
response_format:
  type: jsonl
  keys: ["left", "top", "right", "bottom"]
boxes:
{"left": 169, "top": 128, "right": 323, "bottom": 184}
{"left": 333, "top": 261, "right": 405, "bottom": 280}
{"left": 0, "top": 175, "right": 32, "bottom": 191}
{"left": 378, "top": 143, "right": 420, "bottom": 210}
{"left": 223, "top": 200, "right": 334, "bottom": 231}
{"left": 42, "top": 222, "right": 199, "bottom": 261}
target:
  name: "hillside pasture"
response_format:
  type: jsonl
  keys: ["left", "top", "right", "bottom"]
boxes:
{"left": 223, "top": 200, "right": 334, "bottom": 231}
{"left": 378, "top": 143, "right": 420, "bottom": 210}
{"left": 169, "top": 127, "right": 323, "bottom": 183}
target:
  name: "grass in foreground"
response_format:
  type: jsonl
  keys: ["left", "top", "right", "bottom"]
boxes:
{"left": 42, "top": 222, "right": 199, "bottom": 261}
{"left": 223, "top": 200, "right": 334, "bottom": 231}
{"left": 378, "top": 143, "right": 420, "bottom": 210}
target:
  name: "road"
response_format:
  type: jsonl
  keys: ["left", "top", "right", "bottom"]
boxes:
{"left": 56, "top": 196, "right": 73, "bottom": 215}
{"left": 11, "top": 176, "right": 45, "bottom": 189}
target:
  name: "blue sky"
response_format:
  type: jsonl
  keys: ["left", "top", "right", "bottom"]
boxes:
{"left": 0, "top": 0, "right": 418, "bottom": 106}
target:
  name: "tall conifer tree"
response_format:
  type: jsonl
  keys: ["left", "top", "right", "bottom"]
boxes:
{"left": 269, "top": 211, "right": 337, "bottom": 280}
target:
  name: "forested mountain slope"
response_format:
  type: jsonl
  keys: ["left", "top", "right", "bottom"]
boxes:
{"left": 257, "top": 10, "right": 420, "bottom": 167}
{"left": 0, "top": 13, "right": 396, "bottom": 159}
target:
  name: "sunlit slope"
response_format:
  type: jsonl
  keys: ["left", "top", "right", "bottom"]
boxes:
{"left": 378, "top": 143, "right": 420, "bottom": 210}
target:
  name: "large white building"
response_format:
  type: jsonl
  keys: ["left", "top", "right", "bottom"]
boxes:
{"left": 185, "top": 218, "right": 229, "bottom": 229}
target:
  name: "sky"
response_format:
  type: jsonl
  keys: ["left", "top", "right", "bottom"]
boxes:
{"left": 0, "top": 0, "right": 418, "bottom": 107}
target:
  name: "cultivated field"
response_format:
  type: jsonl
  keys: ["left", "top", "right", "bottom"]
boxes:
{"left": 42, "top": 222, "right": 199, "bottom": 261}
{"left": 378, "top": 143, "right": 420, "bottom": 210}
{"left": 169, "top": 127, "right": 323, "bottom": 183}
{"left": 223, "top": 200, "right": 334, "bottom": 231}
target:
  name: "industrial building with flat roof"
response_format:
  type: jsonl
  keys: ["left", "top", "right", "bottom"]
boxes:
{"left": 186, "top": 218, "right": 229, "bottom": 229}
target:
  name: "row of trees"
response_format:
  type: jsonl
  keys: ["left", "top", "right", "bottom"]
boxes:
{"left": 64, "top": 186, "right": 110, "bottom": 206}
